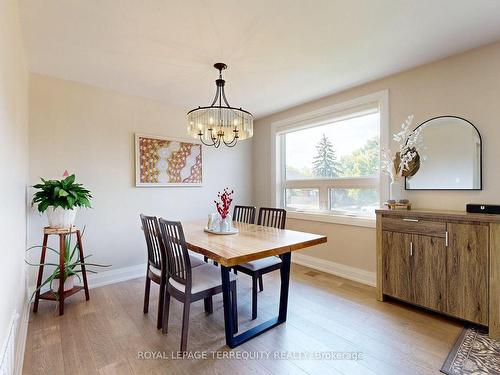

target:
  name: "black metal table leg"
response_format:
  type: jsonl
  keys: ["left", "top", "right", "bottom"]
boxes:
{"left": 278, "top": 252, "right": 291, "bottom": 321}
{"left": 221, "top": 263, "right": 235, "bottom": 345}
{"left": 221, "top": 252, "right": 292, "bottom": 348}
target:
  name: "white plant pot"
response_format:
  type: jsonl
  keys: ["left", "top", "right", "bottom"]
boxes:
{"left": 51, "top": 275, "right": 75, "bottom": 292}
{"left": 390, "top": 180, "right": 406, "bottom": 201}
{"left": 46, "top": 207, "right": 77, "bottom": 229}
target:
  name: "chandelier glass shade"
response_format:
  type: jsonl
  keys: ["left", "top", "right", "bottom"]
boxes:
{"left": 187, "top": 63, "right": 253, "bottom": 148}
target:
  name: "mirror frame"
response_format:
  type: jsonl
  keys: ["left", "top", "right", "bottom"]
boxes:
{"left": 405, "top": 115, "right": 482, "bottom": 191}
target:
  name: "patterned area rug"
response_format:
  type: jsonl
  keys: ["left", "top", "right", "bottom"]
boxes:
{"left": 441, "top": 327, "right": 500, "bottom": 374}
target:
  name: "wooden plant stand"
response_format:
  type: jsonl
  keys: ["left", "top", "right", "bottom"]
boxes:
{"left": 33, "top": 226, "right": 90, "bottom": 315}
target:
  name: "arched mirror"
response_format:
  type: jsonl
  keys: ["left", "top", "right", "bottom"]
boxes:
{"left": 405, "top": 116, "right": 482, "bottom": 190}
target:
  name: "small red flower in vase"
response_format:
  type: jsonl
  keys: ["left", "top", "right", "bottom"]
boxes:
{"left": 214, "top": 188, "right": 233, "bottom": 231}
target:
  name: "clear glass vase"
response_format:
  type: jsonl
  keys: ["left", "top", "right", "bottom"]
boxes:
{"left": 219, "top": 214, "right": 232, "bottom": 232}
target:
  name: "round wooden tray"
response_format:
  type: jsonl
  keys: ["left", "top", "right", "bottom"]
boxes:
{"left": 204, "top": 227, "right": 239, "bottom": 235}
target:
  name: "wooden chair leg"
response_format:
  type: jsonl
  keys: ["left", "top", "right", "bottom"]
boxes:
{"left": 180, "top": 298, "right": 191, "bottom": 352}
{"left": 143, "top": 273, "right": 151, "bottom": 314}
{"left": 157, "top": 278, "right": 165, "bottom": 329}
{"left": 204, "top": 296, "right": 213, "bottom": 314}
{"left": 252, "top": 275, "right": 258, "bottom": 320}
{"left": 162, "top": 289, "right": 170, "bottom": 334}
{"left": 258, "top": 275, "right": 264, "bottom": 292}
{"left": 231, "top": 283, "right": 238, "bottom": 333}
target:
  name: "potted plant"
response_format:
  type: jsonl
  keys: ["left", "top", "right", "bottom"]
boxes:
{"left": 26, "top": 229, "right": 110, "bottom": 298}
{"left": 32, "top": 173, "right": 92, "bottom": 229}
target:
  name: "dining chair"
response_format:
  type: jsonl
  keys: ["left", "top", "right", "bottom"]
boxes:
{"left": 229, "top": 205, "right": 256, "bottom": 275}
{"left": 232, "top": 205, "right": 256, "bottom": 224}
{"left": 140, "top": 214, "right": 204, "bottom": 330}
{"left": 158, "top": 218, "right": 238, "bottom": 351}
{"left": 204, "top": 205, "right": 256, "bottom": 265}
{"left": 233, "top": 207, "right": 286, "bottom": 319}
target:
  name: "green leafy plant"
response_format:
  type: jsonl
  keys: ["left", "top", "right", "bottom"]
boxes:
{"left": 32, "top": 174, "right": 92, "bottom": 213}
{"left": 26, "top": 229, "right": 110, "bottom": 300}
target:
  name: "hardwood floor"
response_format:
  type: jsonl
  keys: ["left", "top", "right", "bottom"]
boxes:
{"left": 23, "top": 264, "right": 463, "bottom": 375}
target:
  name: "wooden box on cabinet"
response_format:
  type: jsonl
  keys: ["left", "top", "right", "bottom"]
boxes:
{"left": 376, "top": 209, "right": 500, "bottom": 338}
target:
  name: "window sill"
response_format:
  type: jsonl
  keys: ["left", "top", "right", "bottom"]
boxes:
{"left": 286, "top": 211, "right": 376, "bottom": 228}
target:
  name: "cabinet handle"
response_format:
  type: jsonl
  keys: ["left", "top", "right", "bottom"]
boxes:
{"left": 445, "top": 231, "right": 449, "bottom": 247}
{"left": 410, "top": 241, "right": 414, "bottom": 256}
{"left": 403, "top": 218, "right": 419, "bottom": 222}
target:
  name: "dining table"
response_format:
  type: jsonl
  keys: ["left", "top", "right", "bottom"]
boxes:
{"left": 181, "top": 219, "right": 327, "bottom": 348}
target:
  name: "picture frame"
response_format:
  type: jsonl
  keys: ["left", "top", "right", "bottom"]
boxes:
{"left": 135, "top": 133, "right": 203, "bottom": 187}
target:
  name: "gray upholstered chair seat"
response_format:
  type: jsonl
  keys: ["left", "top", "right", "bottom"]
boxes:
{"left": 150, "top": 255, "right": 203, "bottom": 277}
{"left": 239, "top": 256, "right": 282, "bottom": 271}
{"left": 168, "top": 264, "right": 237, "bottom": 294}
{"left": 188, "top": 254, "right": 205, "bottom": 268}
{"left": 149, "top": 266, "right": 161, "bottom": 276}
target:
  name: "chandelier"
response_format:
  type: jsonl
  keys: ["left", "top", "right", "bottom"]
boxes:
{"left": 187, "top": 63, "right": 253, "bottom": 148}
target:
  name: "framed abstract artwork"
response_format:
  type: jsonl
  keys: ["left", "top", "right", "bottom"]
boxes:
{"left": 135, "top": 134, "right": 203, "bottom": 187}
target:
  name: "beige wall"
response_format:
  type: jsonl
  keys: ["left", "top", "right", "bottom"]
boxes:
{"left": 0, "top": 0, "right": 29, "bottom": 367}
{"left": 254, "top": 41, "right": 500, "bottom": 276}
{"left": 28, "top": 74, "right": 253, "bottom": 275}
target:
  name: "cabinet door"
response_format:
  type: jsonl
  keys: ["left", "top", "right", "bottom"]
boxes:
{"left": 382, "top": 231, "right": 412, "bottom": 300}
{"left": 411, "top": 234, "right": 447, "bottom": 311}
{"left": 446, "top": 223, "right": 489, "bottom": 325}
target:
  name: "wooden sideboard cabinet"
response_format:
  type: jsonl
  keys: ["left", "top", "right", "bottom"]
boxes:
{"left": 376, "top": 208, "right": 500, "bottom": 338}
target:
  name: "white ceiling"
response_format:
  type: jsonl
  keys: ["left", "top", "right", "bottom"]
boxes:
{"left": 19, "top": 0, "right": 500, "bottom": 119}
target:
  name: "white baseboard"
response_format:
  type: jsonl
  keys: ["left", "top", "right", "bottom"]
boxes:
{"left": 14, "top": 297, "right": 30, "bottom": 375}
{"left": 84, "top": 264, "right": 145, "bottom": 289}
{"left": 82, "top": 258, "right": 376, "bottom": 290}
{"left": 29, "top": 257, "right": 375, "bottom": 290}
{"left": 29, "top": 263, "right": 146, "bottom": 297}
{"left": 292, "top": 253, "right": 376, "bottom": 286}
{"left": 1, "top": 313, "right": 18, "bottom": 375}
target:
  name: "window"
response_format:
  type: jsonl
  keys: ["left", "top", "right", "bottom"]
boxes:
{"left": 272, "top": 92, "right": 388, "bottom": 225}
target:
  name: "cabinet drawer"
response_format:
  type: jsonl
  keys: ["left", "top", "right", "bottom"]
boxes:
{"left": 381, "top": 216, "right": 446, "bottom": 238}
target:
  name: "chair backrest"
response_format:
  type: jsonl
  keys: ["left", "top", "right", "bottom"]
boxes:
{"left": 157, "top": 218, "right": 192, "bottom": 289}
{"left": 140, "top": 214, "right": 165, "bottom": 272}
{"left": 233, "top": 205, "right": 256, "bottom": 224}
{"left": 257, "top": 207, "right": 287, "bottom": 229}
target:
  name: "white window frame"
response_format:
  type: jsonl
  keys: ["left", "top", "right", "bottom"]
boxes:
{"left": 270, "top": 90, "right": 389, "bottom": 228}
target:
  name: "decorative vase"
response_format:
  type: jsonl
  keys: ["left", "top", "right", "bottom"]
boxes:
{"left": 219, "top": 214, "right": 232, "bottom": 232}
{"left": 51, "top": 275, "right": 75, "bottom": 292}
{"left": 390, "top": 180, "right": 406, "bottom": 201}
{"left": 46, "top": 207, "right": 77, "bottom": 229}
{"left": 210, "top": 214, "right": 221, "bottom": 231}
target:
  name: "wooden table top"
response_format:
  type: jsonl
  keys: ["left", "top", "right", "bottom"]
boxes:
{"left": 182, "top": 219, "right": 327, "bottom": 267}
